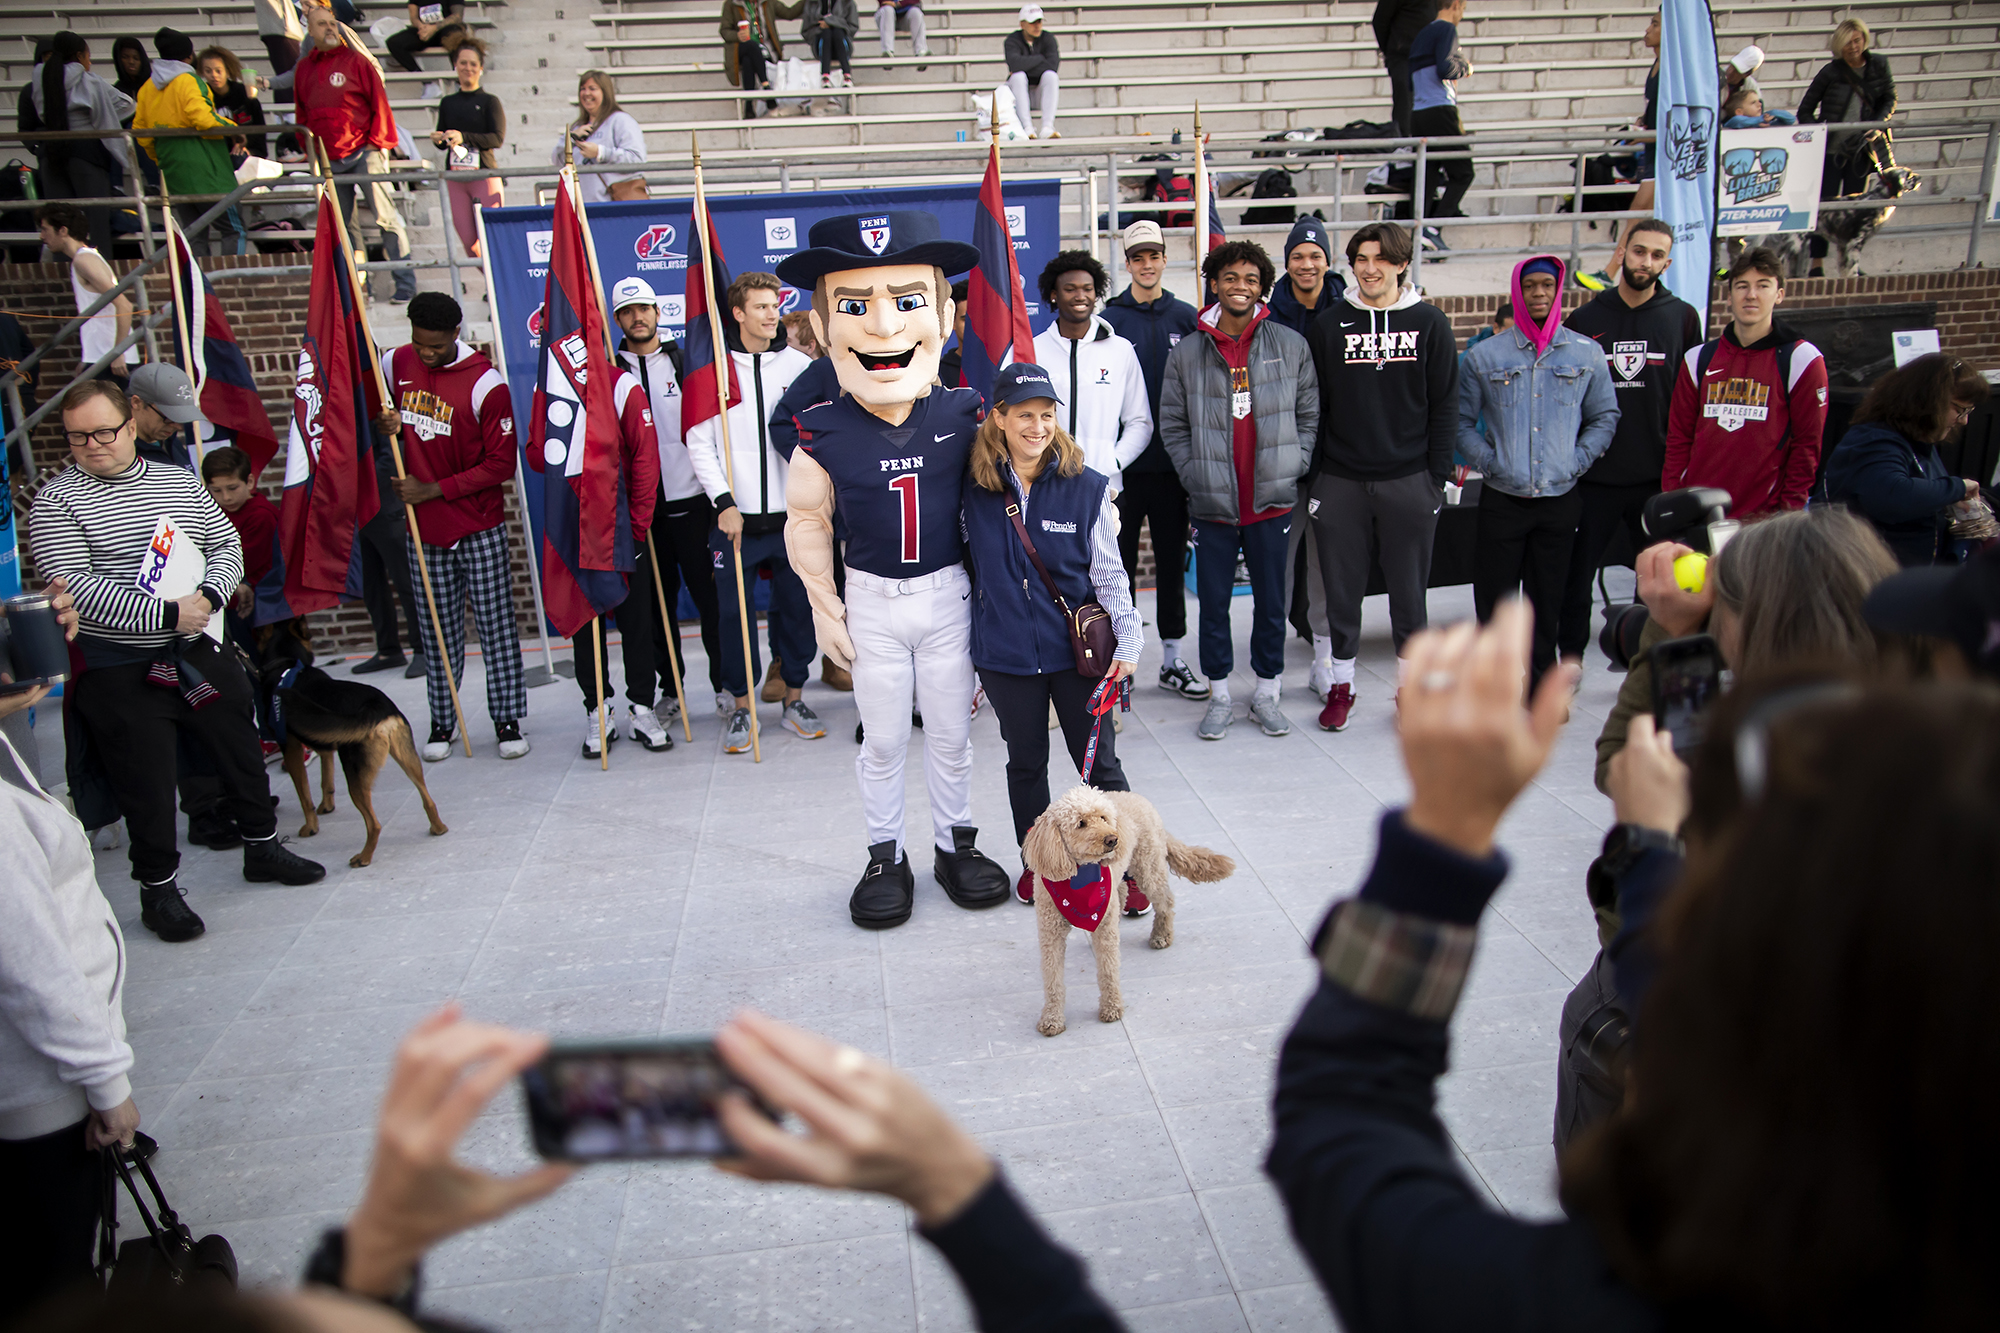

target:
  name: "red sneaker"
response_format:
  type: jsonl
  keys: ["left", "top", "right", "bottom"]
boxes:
{"left": 1015, "top": 867, "right": 1036, "bottom": 905}
{"left": 1318, "top": 683, "right": 1355, "bottom": 732}
{"left": 260, "top": 740, "right": 283, "bottom": 765}
{"left": 1123, "top": 874, "right": 1151, "bottom": 917}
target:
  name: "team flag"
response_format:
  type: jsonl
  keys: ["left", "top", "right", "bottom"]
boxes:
{"left": 680, "top": 188, "right": 739, "bottom": 431}
{"left": 266, "top": 191, "right": 380, "bottom": 623}
{"left": 960, "top": 141, "right": 1035, "bottom": 399}
{"left": 167, "top": 214, "right": 280, "bottom": 478}
{"left": 527, "top": 174, "right": 633, "bottom": 637}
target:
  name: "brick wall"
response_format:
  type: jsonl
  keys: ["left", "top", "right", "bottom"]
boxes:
{"left": 8, "top": 254, "right": 548, "bottom": 655}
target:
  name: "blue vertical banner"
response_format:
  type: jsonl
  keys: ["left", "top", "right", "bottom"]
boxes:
{"left": 482, "top": 179, "right": 1063, "bottom": 568}
{"left": 1657, "top": 0, "right": 1719, "bottom": 310}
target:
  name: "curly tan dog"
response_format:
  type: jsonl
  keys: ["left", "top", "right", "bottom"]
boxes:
{"left": 1020, "top": 787, "right": 1235, "bottom": 1036}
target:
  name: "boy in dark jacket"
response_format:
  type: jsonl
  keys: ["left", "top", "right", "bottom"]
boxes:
{"left": 1267, "top": 216, "right": 1345, "bottom": 337}
{"left": 1558, "top": 217, "right": 1702, "bottom": 661}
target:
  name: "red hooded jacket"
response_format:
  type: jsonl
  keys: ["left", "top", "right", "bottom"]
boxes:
{"left": 1662, "top": 322, "right": 1829, "bottom": 517}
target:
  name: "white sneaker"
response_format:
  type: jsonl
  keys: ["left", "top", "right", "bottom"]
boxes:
{"left": 1309, "top": 659, "right": 1335, "bottom": 704}
{"left": 656, "top": 695, "right": 683, "bottom": 726}
{"left": 628, "top": 704, "right": 672, "bottom": 751}
{"left": 422, "top": 725, "right": 454, "bottom": 762}
{"left": 715, "top": 690, "right": 735, "bottom": 719}
{"left": 582, "top": 710, "right": 618, "bottom": 759}
{"left": 496, "top": 722, "right": 531, "bottom": 760}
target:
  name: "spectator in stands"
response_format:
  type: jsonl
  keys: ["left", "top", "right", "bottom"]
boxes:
{"left": 721, "top": 0, "right": 801, "bottom": 119}
{"left": 1799, "top": 19, "right": 1898, "bottom": 276}
{"left": 1372, "top": 0, "right": 1435, "bottom": 135}
{"left": 1721, "top": 86, "right": 1794, "bottom": 129}
{"left": 1458, "top": 254, "right": 1619, "bottom": 683}
{"left": 554, "top": 70, "right": 648, "bottom": 204}
{"left": 110, "top": 37, "right": 150, "bottom": 105}
{"left": 1101, "top": 220, "right": 1202, "bottom": 701}
{"left": 431, "top": 38, "right": 504, "bottom": 259}
{"left": 29, "top": 380, "right": 325, "bottom": 943}
{"left": 1159, "top": 240, "right": 1318, "bottom": 741}
{"left": 876, "top": 0, "right": 929, "bottom": 61}
{"left": 1406, "top": 0, "right": 1471, "bottom": 254}
{"left": 935, "top": 280, "right": 966, "bottom": 384}
{"left": 1720, "top": 43, "right": 1763, "bottom": 101}
{"left": 613, "top": 276, "right": 730, "bottom": 720}
{"left": 1664, "top": 247, "right": 1828, "bottom": 518}
{"left": 1823, "top": 353, "right": 1987, "bottom": 567}
{"left": 385, "top": 0, "right": 467, "bottom": 75}
{"left": 28, "top": 34, "right": 132, "bottom": 256}
{"left": 252, "top": 0, "right": 303, "bottom": 83}
{"left": 1307, "top": 222, "right": 1457, "bottom": 730}
{"left": 200, "top": 445, "right": 280, "bottom": 647}
{"left": 369, "top": 293, "right": 532, "bottom": 761}
{"left": 1005, "top": 5, "right": 1060, "bottom": 140}
{"left": 1558, "top": 217, "right": 1702, "bottom": 667}
{"left": 133, "top": 28, "right": 249, "bottom": 257}
{"left": 685, "top": 272, "right": 820, "bottom": 752}
{"left": 1031, "top": 251, "right": 1152, "bottom": 491}
{"left": 0, "top": 590, "right": 142, "bottom": 1325}
{"left": 197, "top": 45, "right": 268, "bottom": 159}
{"left": 1592, "top": 507, "right": 1896, "bottom": 789}
{"left": 802, "top": 0, "right": 858, "bottom": 91}
{"left": 295, "top": 6, "right": 417, "bottom": 301}
{"left": 36, "top": 202, "right": 135, "bottom": 384}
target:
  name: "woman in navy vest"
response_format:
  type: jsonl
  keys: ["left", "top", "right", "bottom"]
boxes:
{"left": 964, "top": 364, "right": 1144, "bottom": 907}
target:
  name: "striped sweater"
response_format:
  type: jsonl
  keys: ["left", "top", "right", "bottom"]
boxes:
{"left": 28, "top": 457, "right": 243, "bottom": 667}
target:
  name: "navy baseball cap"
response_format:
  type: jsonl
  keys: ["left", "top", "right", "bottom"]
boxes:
{"left": 1864, "top": 544, "right": 2000, "bottom": 681}
{"left": 775, "top": 210, "right": 980, "bottom": 289}
{"left": 992, "top": 362, "right": 1063, "bottom": 405}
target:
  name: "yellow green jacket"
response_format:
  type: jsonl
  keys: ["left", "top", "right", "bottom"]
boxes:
{"left": 133, "top": 65, "right": 238, "bottom": 196}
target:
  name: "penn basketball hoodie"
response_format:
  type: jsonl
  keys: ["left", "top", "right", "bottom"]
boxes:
{"left": 1306, "top": 283, "right": 1459, "bottom": 485}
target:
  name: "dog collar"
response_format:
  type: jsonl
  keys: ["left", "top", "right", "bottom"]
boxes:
{"left": 1041, "top": 865, "right": 1111, "bottom": 932}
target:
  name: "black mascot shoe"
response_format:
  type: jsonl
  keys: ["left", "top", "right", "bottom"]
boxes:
{"left": 243, "top": 836, "right": 327, "bottom": 885}
{"left": 850, "top": 839, "right": 914, "bottom": 930}
{"left": 934, "top": 826, "right": 1011, "bottom": 909}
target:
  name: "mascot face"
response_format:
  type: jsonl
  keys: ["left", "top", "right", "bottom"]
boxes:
{"left": 813, "top": 262, "right": 953, "bottom": 409}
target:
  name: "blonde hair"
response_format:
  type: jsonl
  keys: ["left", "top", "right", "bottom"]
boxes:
{"left": 1830, "top": 17, "right": 1870, "bottom": 55}
{"left": 968, "top": 403, "right": 1084, "bottom": 494}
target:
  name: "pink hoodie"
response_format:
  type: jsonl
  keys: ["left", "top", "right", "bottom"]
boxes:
{"left": 1508, "top": 253, "right": 1568, "bottom": 359}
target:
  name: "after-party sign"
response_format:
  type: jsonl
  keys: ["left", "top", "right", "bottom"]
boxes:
{"left": 480, "top": 179, "right": 1063, "bottom": 610}
{"left": 1716, "top": 124, "right": 1828, "bottom": 237}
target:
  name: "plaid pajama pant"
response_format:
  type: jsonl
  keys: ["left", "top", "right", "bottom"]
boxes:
{"left": 405, "top": 524, "right": 527, "bottom": 733}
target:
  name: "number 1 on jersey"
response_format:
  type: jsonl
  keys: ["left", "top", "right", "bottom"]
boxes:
{"left": 889, "top": 473, "right": 919, "bottom": 564}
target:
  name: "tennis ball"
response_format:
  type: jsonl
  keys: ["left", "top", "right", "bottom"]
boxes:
{"left": 1673, "top": 551, "right": 1709, "bottom": 594}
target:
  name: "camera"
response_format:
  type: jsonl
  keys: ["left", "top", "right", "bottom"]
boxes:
{"left": 1597, "top": 488, "right": 1736, "bottom": 672}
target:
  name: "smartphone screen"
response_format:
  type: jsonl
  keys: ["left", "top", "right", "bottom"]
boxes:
{"left": 1650, "top": 635, "right": 1724, "bottom": 756}
{"left": 521, "top": 1039, "right": 750, "bottom": 1161}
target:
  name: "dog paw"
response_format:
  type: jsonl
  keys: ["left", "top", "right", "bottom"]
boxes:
{"left": 1098, "top": 1004, "right": 1123, "bottom": 1024}
{"left": 347, "top": 853, "right": 373, "bottom": 868}
{"left": 297, "top": 822, "right": 317, "bottom": 838}
{"left": 317, "top": 798, "right": 336, "bottom": 814}
{"left": 429, "top": 823, "right": 449, "bottom": 836}
{"left": 1037, "top": 1012, "right": 1067, "bottom": 1037}
{"left": 1149, "top": 929, "right": 1172, "bottom": 950}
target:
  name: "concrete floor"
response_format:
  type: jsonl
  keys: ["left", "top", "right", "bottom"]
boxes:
{"left": 63, "top": 577, "right": 1626, "bottom": 1332}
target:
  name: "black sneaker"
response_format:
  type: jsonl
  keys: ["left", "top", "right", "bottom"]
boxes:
{"left": 351, "top": 652, "right": 407, "bottom": 675}
{"left": 934, "top": 826, "right": 1011, "bottom": 909}
{"left": 242, "top": 836, "right": 327, "bottom": 885}
{"left": 850, "top": 839, "right": 914, "bottom": 930}
{"left": 140, "top": 879, "right": 206, "bottom": 942}
{"left": 1158, "top": 659, "right": 1210, "bottom": 700}
{"left": 187, "top": 809, "right": 242, "bottom": 851}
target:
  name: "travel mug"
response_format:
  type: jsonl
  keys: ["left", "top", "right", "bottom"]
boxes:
{"left": 0, "top": 593, "right": 71, "bottom": 689}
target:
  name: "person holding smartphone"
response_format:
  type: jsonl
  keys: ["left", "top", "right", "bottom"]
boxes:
{"left": 551, "top": 70, "right": 647, "bottom": 203}
{"left": 962, "top": 364, "right": 1142, "bottom": 907}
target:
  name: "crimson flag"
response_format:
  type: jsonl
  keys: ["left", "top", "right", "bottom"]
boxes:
{"left": 959, "top": 141, "right": 1034, "bottom": 399}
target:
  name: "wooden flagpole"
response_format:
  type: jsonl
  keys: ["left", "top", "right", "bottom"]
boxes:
{"left": 558, "top": 155, "right": 612, "bottom": 769}
{"left": 156, "top": 189, "right": 199, "bottom": 464}
{"left": 315, "top": 142, "right": 473, "bottom": 757}
{"left": 692, "top": 132, "right": 761, "bottom": 762}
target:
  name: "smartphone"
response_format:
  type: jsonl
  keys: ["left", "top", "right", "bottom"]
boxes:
{"left": 1649, "top": 634, "right": 1724, "bottom": 757}
{"left": 521, "top": 1038, "right": 758, "bottom": 1161}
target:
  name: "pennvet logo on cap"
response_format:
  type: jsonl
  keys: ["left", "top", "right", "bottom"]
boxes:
{"left": 992, "top": 362, "right": 1063, "bottom": 405}
{"left": 859, "top": 216, "right": 893, "bottom": 256}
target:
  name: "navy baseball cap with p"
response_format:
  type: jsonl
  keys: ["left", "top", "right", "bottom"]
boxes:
{"left": 992, "top": 362, "right": 1063, "bottom": 406}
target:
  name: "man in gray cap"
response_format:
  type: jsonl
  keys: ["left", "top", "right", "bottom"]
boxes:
{"left": 127, "top": 362, "right": 199, "bottom": 469}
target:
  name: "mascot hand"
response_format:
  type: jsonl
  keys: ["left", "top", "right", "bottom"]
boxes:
{"left": 817, "top": 612, "right": 856, "bottom": 673}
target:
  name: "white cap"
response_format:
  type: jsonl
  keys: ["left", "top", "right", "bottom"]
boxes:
{"left": 610, "top": 275, "right": 661, "bottom": 313}
{"left": 1730, "top": 44, "right": 1765, "bottom": 74}
{"left": 1121, "top": 219, "right": 1165, "bottom": 254}
{"left": 1018, "top": 4, "right": 1044, "bottom": 21}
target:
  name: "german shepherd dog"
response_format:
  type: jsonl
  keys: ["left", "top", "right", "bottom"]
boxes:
{"left": 253, "top": 621, "right": 448, "bottom": 867}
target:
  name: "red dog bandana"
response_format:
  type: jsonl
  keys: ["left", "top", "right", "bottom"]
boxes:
{"left": 1041, "top": 865, "right": 1112, "bottom": 932}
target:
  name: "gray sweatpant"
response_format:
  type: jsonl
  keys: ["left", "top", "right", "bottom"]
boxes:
{"left": 1309, "top": 471, "right": 1442, "bottom": 661}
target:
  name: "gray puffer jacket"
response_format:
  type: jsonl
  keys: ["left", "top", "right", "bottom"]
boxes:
{"left": 1158, "top": 307, "right": 1319, "bottom": 523}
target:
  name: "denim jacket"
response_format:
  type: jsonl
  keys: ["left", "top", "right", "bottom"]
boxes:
{"left": 1455, "top": 325, "right": 1620, "bottom": 498}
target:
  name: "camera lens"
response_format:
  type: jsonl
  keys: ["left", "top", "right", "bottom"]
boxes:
{"left": 1599, "top": 602, "right": 1651, "bottom": 673}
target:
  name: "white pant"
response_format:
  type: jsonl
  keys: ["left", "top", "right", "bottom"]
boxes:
{"left": 876, "top": 4, "right": 926, "bottom": 54}
{"left": 845, "top": 566, "right": 976, "bottom": 857}
{"left": 1006, "top": 70, "right": 1059, "bottom": 137}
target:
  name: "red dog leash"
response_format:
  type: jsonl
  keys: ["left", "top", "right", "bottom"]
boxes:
{"left": 1077, "top": 673, "right": 1130, "bottom": 784}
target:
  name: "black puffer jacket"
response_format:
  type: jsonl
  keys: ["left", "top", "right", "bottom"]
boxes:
{"left": 1797, "top": 52, "right": 1896, "bottom": 130}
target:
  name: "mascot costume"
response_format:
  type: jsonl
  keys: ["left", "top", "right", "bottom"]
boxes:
{"left": 780, "top": 211, "right": 1013, "bottom": 930}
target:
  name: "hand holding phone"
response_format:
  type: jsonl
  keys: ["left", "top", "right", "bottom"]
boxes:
{"left": 523, "top": 1039, "right": 762, "bottom": 1160}
{"left": 1649, "top": 633, "right": 1724, "bottom": 757}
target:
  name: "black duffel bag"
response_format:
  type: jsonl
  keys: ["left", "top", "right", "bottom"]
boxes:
{"left": 97, "top": 1134, "right": 239, "bottom": 1296}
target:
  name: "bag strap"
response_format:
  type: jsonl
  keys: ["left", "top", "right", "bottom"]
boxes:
{"left": 1003, "top": 494, "right": 1075, "bottom": 617}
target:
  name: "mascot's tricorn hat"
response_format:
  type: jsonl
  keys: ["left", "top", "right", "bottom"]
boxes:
{"left": 775, "top": 210, "right": 980, "bottom": 289}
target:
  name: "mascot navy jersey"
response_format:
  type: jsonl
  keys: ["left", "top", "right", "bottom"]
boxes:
{"left": 793, "top": 386, "right": 985, "bottom": 579}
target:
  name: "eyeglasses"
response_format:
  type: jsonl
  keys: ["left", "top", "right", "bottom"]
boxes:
{"left": 63, "top": 426, "right": 127, "bottom": 448}
{"left": 1732, "top": 681, "right": 1861, "bottom": 803}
